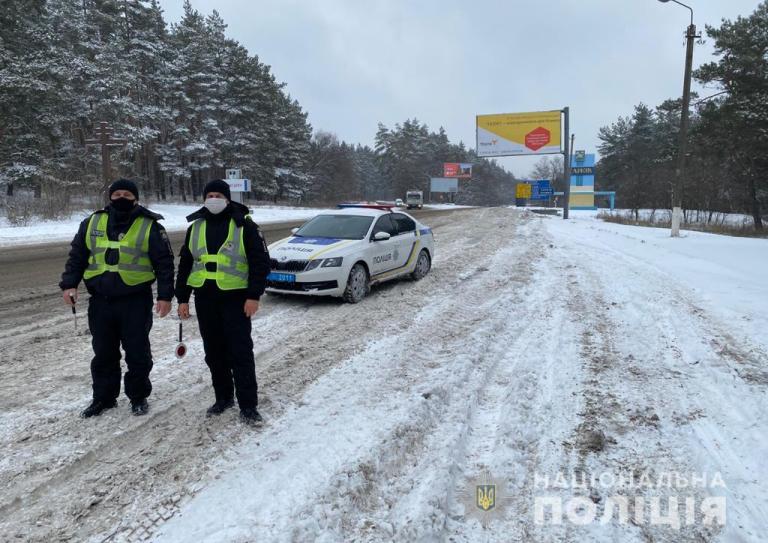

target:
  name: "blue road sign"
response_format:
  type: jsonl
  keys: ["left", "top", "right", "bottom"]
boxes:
{"left": 531, "top": 180, "right": 553, "bottom": 200}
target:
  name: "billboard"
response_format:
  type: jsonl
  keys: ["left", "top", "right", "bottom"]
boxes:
{"left": 476, "top": 110, "right": 562, "bottom": 157}
{"left": 443, "top": 162, "right": 473, "bottom": 178}
{"left": 430, "top": 178, "right": 459, "bottom": 193}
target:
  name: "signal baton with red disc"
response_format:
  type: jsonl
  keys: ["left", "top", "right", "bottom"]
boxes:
{"left": 175, "top": 321, "right": 187, "bottom": 359}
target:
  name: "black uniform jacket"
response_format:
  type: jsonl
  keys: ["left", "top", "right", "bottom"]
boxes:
{"left": 59, "top": 204, "right": 175, "bottom": 301}
{"left": 175, "top": 201, "right": 270, "bottom": 303}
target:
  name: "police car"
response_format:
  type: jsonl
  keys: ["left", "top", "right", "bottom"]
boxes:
{"left": 266, "top": 205, "right": 435, "bottom": 303}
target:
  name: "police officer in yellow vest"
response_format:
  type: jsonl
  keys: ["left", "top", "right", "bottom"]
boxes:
{"left": 176, "top": 180, "right": 270, "bottom": 425}
{"left": 60, "top": 179, "right": 174, "bottom": 418}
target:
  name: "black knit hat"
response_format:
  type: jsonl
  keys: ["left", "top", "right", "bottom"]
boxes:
{"left": 203, "top": 179, "right": 231, "bottom": 201}
{"left": 108, "top": 178, "right": 139, "bottom": 200}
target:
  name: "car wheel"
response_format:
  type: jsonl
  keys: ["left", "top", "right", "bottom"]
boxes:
{"left": 343, "top": 263, "right": 369, "bottom": 303}
{"left": 411, "top": 250, "right": 431, "bottom": 280}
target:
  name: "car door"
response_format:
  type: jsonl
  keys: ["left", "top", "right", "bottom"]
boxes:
{"left": 390, "top": 213, "right": 419, "bottom": 271}
{"left": 368, "top": 215, "right": 399, "bottom": 276}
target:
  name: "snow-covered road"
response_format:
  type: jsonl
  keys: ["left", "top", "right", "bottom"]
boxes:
{"left": 0, "top": 208, "right": 765, "bottom": 542}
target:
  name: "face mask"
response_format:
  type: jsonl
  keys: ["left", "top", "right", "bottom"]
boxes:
{"left": 204, "top": 197, "right": 227, "bottom": 215}
{"left": 111, "top": 197, "right": 136, "bottom": 212}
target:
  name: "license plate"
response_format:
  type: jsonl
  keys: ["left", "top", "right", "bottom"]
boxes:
{"left": 268, "top": 272, "right": 296, "bottom": 283}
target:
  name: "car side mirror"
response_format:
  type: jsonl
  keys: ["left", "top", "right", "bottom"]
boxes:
{"left": 291, "top": 227, "right": 299, "bottom": 234}
{"left": 373, "top": 231, "right": 391, "bottom": 241}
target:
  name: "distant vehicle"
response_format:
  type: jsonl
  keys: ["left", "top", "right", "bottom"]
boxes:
{"left": 395, "top": 198, "right": 404, "bottom": 207}
{"left": 406, "top": 190, "right": 423, "bottom": 210}
{"left": 266, "top": 205, "right": 435, "bottom": 303}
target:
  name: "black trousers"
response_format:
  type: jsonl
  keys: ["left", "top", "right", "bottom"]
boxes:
{"left": 194, "top": 289, "right": 257, "bottom": 409}
{"left": 88, "top": 290, "right": 154, "bottom": 403}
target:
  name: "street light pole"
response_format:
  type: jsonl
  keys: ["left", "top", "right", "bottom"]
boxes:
{"left": 658, "top": 0, "right": 698, "bottom": 237}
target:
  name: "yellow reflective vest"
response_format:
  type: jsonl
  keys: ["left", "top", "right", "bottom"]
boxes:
{"left": 186, "top": 217, "right": 249, "bottom": 290}
{"left": 83, "top": 212, "right": 155, "bottom": 286}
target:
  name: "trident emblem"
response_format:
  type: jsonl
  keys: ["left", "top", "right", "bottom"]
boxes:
{"left": 476, "top": 484, "right": 496, "bottom": 512}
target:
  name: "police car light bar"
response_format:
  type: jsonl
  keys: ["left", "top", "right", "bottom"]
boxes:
{"left": 337, "top": 203, "right": 395, "bottom": 210}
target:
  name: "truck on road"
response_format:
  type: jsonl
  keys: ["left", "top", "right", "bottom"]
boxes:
{"left": 406, "top": 190, "right": 423, "bottom": 210}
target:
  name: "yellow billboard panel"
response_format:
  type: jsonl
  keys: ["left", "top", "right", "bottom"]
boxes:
{"left": 516, "top": 183, "right": 532, "bottom": 199}
{"left": 477, "top": 111, "right": 562, "bottom": 157}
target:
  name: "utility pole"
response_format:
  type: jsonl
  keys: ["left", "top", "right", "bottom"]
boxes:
{"left": 659, "top": 0, "right": 699, "bottom": 237}
{"left": 84, "top": 121, "right": 127, "bottom": 197}
{"left": 562, "top": 107, "right": 571, "bottom": 219}
{"left": 569, "top": 134, "right": 575, "bottom": 203}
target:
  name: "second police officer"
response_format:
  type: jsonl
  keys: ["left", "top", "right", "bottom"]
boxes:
{"left": 175, "top": 180, "right": 271, "bottom": 425}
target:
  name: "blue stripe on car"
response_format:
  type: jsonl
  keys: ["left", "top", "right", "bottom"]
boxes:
{"left": 288, "top": 237, "right": 341, "bottom": 245}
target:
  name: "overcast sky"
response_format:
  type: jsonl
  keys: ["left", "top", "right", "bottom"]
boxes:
{"left": 158, "top": 0, "right": 759, "bottom": 176}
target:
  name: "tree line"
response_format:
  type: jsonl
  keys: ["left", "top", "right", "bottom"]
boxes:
{"left": 595, "top": 1, "right": 767, "bottom": 230}
{"left": 0, "top": 0, "right": 516, "bottom": 211}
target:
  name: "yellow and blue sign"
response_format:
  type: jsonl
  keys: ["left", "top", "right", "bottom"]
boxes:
{"left": 570, "top": 152, "right": 596, "bottom": 210}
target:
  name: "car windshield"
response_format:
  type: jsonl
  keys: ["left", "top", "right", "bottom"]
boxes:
{"left": 294, "top": 214, "right": 374, "bottom": 240}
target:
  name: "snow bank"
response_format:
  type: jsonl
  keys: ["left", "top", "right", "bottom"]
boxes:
{"left": 0, "top": 204, "right": 329, "bottom": 247}
{"left": 548, "top": 215, "right": 768, "bottom": 350}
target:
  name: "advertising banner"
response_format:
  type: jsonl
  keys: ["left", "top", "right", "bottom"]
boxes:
{"left": 476, "top": 111, "right": 562, "bottom": 157}
{"left": 443, "top": 163, "right": 473, "bottom": 178}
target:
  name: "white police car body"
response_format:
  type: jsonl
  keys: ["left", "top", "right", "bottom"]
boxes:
{"left": 266, "top": 206, "right": 435, "bottom": 303}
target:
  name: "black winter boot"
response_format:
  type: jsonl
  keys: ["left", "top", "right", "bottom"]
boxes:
{"left": 131, "top": 399, "right": 149, "bottom": 416}
{"left": 206, "top": 398, "right": 235, "bottom": 417}
{"left": 240, "top": 407, "right": 263, "bottom": 426}
{"left": 80, "top": 399, "right": 117, "bottom": 418}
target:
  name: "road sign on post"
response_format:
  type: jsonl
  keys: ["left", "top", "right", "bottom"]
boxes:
{"left": 531, "top": 180, "right": 553, "bottom": 200}
{"left": 225, "top": 169, "right": 248, "bottom": 203}
{"left": 225, "top": 178, "right": 250, "bottom": 192}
